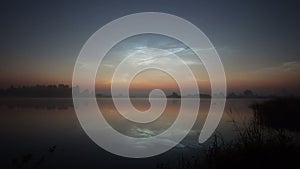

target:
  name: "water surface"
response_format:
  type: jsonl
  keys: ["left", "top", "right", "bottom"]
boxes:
{"left": 0, "top": 98, "right": 259, "bottom": 169}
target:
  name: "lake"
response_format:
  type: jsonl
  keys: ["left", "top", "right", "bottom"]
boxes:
{"left": 0, "top": 98, "right": 261, "bottom": 169}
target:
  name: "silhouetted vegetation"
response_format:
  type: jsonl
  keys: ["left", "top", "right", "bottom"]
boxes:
{"left": 157, "top": 98, "right": 300, "bottom": 169}
{"left": 227, "top": 89, "right": 260, "bottom": 98}
{"left": 167, "top": 92, "right": 181, "bottom": 98}
{"left": 251, "top": 97, "right": 300, "bottom": 131}
{"left": 96, "top": 92, "right": 212, "bottom": 98}
{"left": 0, "top": 98, "right": 73, "bottom": 109}
{"left": 200, "top": 127, "right": 300, "bottom": 169}
{"left": 158, "top": 121, "right": 300, "bottom": 169}
{"left": 1, "top": 85, "right": 293, "bottom": 99}
{"left": 226, "top": 89, "right": 296, "bottom": 99}
{"left": 12, "top": 145, "right": 57, "bottom": 169}
{"left": 0, "top": 85, "right": 71, "bottom": 98}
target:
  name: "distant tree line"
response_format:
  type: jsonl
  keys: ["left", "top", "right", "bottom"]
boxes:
{"left": 227, "top": 89, "right": 257, "bottom": 98}
{"left": 226, "top": 89, "right": 295, "bottom": 98}
{"left": 0, "top": 86, "right": 290, "bottom": 98}
{"left": 226, "top": 89, "right": 270, "bottom": 98}
{"left": 0, "top": 84, "right": 72, "bottom": 98}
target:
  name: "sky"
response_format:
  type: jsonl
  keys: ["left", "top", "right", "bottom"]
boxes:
{"left": 0, "top": 0, "right": 299, "bottom": 95}
{"left": 96, "top": 34, "right": 210, "bottom": 96}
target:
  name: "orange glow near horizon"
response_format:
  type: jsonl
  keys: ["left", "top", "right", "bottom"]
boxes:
{"left": 2, "top": 64, "right": 299, "bottom": 95}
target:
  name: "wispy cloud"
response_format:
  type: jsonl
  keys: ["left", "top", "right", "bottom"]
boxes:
{"left": 260, "top": 61, "right": 300, "bottom": 73}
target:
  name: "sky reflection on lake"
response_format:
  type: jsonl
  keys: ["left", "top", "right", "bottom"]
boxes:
{"left": 0, "top": 98, "right": 256, "bottom": 169}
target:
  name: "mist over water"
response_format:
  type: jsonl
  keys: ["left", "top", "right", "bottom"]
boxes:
{"left": 0, "top": 98, "right": 256, "bottom": 169}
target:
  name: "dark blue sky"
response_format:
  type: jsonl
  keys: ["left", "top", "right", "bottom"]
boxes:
{"left": 0, "top": 0, "right": 299, "bottom": 93}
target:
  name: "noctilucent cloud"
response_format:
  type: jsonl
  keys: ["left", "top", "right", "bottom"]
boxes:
{"left": 0, "top": 0, "right": 299, "bottom": 95}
